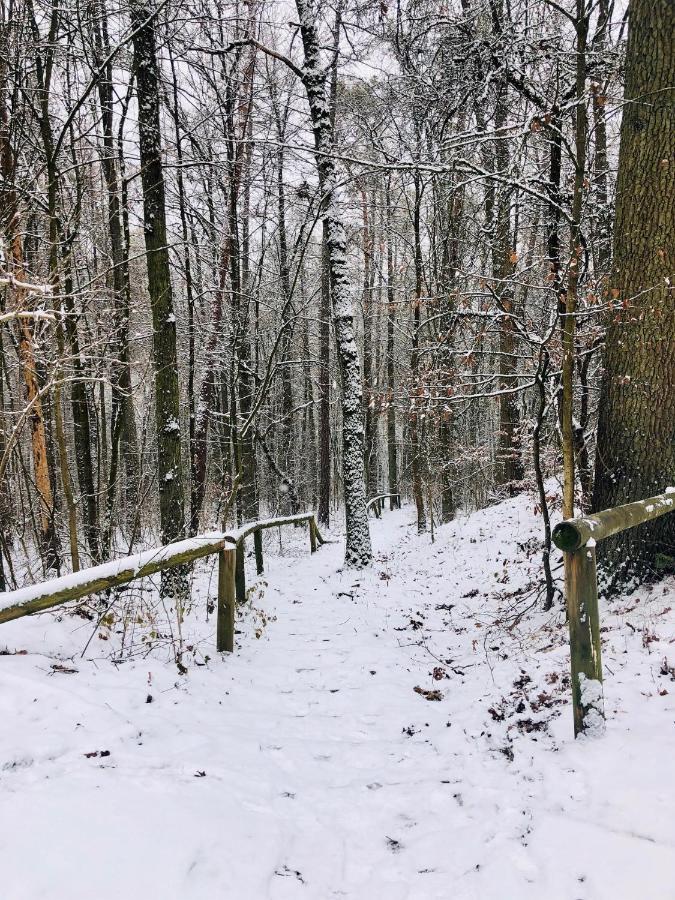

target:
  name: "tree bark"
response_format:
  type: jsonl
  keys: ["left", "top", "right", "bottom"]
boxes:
{"left": 296, "top": 0, "right": 372, "bottom": 565}
{"left": 561, "top": 0, "right": 589, "bottom": 520}
{"left": 130, "top": 0, "right": 186, "bottom": 597}
{"left": 0, "top": 46, "right": 59, "bottom": 569}
{"left": 410, "top": 171, "right": 427, "bottom": 533}
{"left": 493, "top": 81, "right": 525, "bottom": 491}
{"left": 592, "top": 0, "right": 675, "bottom": 584}
{"left": 385, "top": 178, "right": 399, "bottom": 510}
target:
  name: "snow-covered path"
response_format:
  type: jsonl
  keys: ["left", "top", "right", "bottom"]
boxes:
{"left": 2, "top": 499, "right": 675, "bottom": 899}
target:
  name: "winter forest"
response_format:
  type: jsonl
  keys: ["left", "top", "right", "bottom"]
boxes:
{"left": 0, "top": 0, "right": 674, "bottom": 895}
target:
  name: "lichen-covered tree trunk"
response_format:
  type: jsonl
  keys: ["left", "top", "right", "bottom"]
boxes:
{"left": 130, "top": 0, "right": 186, "bottom": 595}
{"left": 592, "top": 0, "right": 675, "bottom": 584}
{"left": 296, "top": 0, "right": 372, "bottom": 566}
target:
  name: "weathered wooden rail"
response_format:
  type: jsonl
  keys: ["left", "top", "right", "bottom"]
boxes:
{"left": 225, "top": 513, "right": 325, "bottom": 605}
{"left": 553, "top": 488, "right": 675, "bottom": 736}
{"left": 0, "top": 512, "right": 324, "bottom": 654}
{"left": 366, "top": 493, "right": 401, "bottom": 518}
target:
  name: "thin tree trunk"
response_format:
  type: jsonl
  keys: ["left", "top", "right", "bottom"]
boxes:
{"left": 410, "top": 172, "right": 426, "bottom": 533}
{"left": 360, "top": 180, "right": 378, "bottom": 498}
{"left": 385, "top": 177, "right": 399, "bottom": 509}
{"left": 561, "top": 0, "right": 589, "bottom": 520}
{"left": 493, "top": 81, "right": 524, "bottom": 491}
{"left": 318, "top": 223, "right": 331, "bottom": 526}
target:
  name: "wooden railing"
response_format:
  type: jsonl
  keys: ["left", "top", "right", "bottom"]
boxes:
{"left": 552, "top": 488, "right": 675, "bottom": 736}
{"left": 0, "top": 512, "right": 324, "bottom": 654}
{"left": 366, "top": 493, "right": 401, "bottom": 518}
{"left": 224, "top": 512, "right": 325, "bottom": 606}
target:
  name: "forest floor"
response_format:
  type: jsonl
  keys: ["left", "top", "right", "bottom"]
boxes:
{"left": 2, "top": 493, "right": 675, "bottom": 899}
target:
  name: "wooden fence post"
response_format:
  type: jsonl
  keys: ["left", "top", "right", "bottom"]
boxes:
{"left": 309, "top": 517, "right": 317, "bottom": 553}
{"left": 217, "top": 547, "right": 236, "bottom": 652}
{"left": 235, "top": 540, "right": 246, "bottom": 604}
{"left": 564, "top": 544, "right": 604, "bottom": 736}
{"left": 253, "top": 528, "right": 264, "bottom": 574}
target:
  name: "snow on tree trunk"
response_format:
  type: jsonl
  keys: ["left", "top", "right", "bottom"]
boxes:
{"left": 296, "top": 0, "right": 372, "bottom": 566}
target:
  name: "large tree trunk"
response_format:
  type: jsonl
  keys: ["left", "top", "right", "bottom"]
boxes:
{"left": 592, "top": 0, "right": 675, "bottom": 584}
{"left": 296, "top": 0, "right": 371, "bottom": 566}
{"left": 130, "top": 0, "right": 186, "bottom": 596}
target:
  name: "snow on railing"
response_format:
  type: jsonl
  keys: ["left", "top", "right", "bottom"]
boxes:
{"left": 552, "top": 488, "right": 675, "bottom": 737}
{"left": 0, "top": 513, "right": 325, "bottom": 653}
{"left": 366, "top": 493, "right": 401, "bottom": 518}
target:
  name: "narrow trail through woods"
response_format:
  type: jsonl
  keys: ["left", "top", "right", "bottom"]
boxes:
{"left": 2, "top": 498, "right": 675, "bottom": 899}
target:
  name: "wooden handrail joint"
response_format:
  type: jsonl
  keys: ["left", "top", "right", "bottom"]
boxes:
{"left": 553, "top": 487, "right": 675, "bottom": 738}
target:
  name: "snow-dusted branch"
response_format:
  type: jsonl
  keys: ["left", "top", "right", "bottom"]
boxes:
{"left": 0, "top": 273, "right": 52, "bottom": 296}
{"left": 0, "top": 310, "right": 55, "bottom": 324}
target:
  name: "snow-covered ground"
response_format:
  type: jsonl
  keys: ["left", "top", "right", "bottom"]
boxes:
{"left": 2, "top": 495, "right": 675, "bottom": 899}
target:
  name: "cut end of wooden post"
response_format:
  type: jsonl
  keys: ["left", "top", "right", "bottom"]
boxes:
{"left": 552, "top": 521, "right": 583, "bottom": 552}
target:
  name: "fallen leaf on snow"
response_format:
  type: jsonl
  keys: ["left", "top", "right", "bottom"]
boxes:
{"left": 414, "top": 686, "right": 443, "bottom": 701}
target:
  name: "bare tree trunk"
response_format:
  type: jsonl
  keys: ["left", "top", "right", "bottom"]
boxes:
{"left": 273, "top": 96, "right": 295, "bottom": 483}
{"left": 561, "top": 0, "right": 589, "bottom": 520}
{"left": 317, "top": 7, "right": 341, "bottom": 528}
{"left": 593, "top": 0, "right": 675, "bottom": 585}
{"left": 493, "top": 81, "right": 524, "bottom": 491}
{"left": 167, "top": 36, "right": 197, "bottom": 534}
{"left": 318, "top": 225, "right": 331, "bottom": 526}
{"left": 385, "top": 177, "right": 399, "bottom": 509}
{"left": 410, "top": 171, "right": 426, "bottom": 533}
{"left": 90, "top": 0, "right": 136, "bottom": 558}
{"left": 130, "top": 0, "right": 186, "bottom": 598}
{"left": 360, "top": 180, "right": 378, "bottom": 498}
{"left": 0, "top": 48, "right": 58, "bottom": 569}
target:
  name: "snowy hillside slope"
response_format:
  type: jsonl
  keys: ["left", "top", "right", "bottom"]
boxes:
{"left": 2, "top": 494, "right": 675, "bottom": 899}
